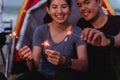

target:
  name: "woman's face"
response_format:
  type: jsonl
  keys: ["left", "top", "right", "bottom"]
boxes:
{"left": 46, "top": 0, "right": 71, "bottom": 24}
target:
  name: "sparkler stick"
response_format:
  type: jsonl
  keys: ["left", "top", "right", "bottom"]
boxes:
{"left": 64, "top": 30, "right": 80, "bottom": 42}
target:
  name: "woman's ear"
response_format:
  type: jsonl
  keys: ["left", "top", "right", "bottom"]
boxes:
{"left": 45, "top": 7, "right": 50, "bottom": 15}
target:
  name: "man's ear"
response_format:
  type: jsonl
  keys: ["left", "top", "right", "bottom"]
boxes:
{"left": 98, "top": 0, "right": 103, "bottom": 7}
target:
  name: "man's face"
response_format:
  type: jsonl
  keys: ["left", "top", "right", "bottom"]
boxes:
{"left": 76, "top": 0, "right": 101, "bottom": 22}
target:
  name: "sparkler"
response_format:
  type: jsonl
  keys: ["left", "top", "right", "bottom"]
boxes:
{"left": 66, "top": 31, "right": 72, "bottom": 35}
{"left": 64, "top": 30, "right": 80, "bottom": 42}
{"left": 9, "top": 31, "right": 18, "bottom": 38}
{"left": 42, "top": 40, "right": 50, "bottom": 48}
{"left": 8, "top": 31, "right": 18, "bottom": 46}
{"left": 42, "top": 40, "right": 50, "bottom": 57}
{"left": 64, "top": 30, "right": 72, "bottom": 42}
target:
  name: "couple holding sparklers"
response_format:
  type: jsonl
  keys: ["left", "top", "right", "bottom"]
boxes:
{"left": 17, "top": 0, "right": 120, "bottom": 80}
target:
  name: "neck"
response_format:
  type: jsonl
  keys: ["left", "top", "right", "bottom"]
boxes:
{"left": 91, "top": 12, "right": 108, "bottom": 29}
{"left": 50, "top": 22, "right": 70, "bottom": 33}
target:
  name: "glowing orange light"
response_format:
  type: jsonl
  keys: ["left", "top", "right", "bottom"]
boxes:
{"left": 9, "top": 32, "right": 18, "bottom": 38}
{"left": 42, "top": 40, "right": 50, "bottom": 48}
{"left": 67, "top": 31, "right": 72, "bottom": 35}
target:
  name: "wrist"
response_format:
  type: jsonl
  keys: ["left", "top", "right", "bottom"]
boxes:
{"left": 107, "top": 38, "right": 110, "bottom": 46}
{"left": 60, "top": 57, "right": 72, "bottom": 68}
{"left": 105, "top": 35, "right": 115, "bottom": 46}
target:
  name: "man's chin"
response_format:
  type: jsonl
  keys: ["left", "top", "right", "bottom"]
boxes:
{"left": 84, "top": 18, "right": 91, "bottom": 22}
{"left": 83, "top": 17, "right": 94, "bottom": 22}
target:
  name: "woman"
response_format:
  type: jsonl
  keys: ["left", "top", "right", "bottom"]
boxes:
{"left": 18, "top": 0, "right": 88, "bottom": 80}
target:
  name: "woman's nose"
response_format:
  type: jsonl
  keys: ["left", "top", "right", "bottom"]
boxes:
{"left": 57, "top": 7, "right": 62, "bottom": 13}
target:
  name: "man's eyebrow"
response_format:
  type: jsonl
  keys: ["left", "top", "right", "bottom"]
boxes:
{"left": 77, "top": 0, "right": 89, "bottom": 4}
{"left": 84, "top": 0, "right": 89, "bottom": 3}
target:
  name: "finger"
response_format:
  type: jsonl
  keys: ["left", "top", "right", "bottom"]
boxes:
{"left": 80, "top": 35, "right": 84, "bottom": 40}
{"left": 45, "top": 49, "right": 54, "bottom": 55}
{"left": 91, "top": 31, "right": 104, "bottom": 46}
{"left": 92, "top": 30, "right": 102, "bottom": 41}
{"left": 45, "top": 49, "right": 54, "bottom": 53}
{"left": 91, "top": 32, "right": 100, "bottom": 43}
{"left": 19, "top": 46, "right": 28, "bottom": 53}
{"left": 47, "top": 56, "right": 59, "bottom": 65}
{"left": 45, "top": 49, "right": 59, "bottom": 56}
{"left": 87, "top": 29, "right": 96, "bottom": 43}
{"left": 26, "top": 54, "right": 33, "bottom": 61}
{"left": 19, "top": 46, "right": 29, "bottom": 57}
{"left": 21, "top": 48, "right": 31, "bottom": 56}
{"left": 48, "top": 52, "right": 60, "bottom": 59}
{"left": 95, "top": 37, "right": 101, "bottom": 46}
{"left": 82, "top": 28, "right": 91, "bottom": 41}
{"left": 23, "top": 52, "right": 32, "bottom": 60}
{"left": 19, "top": 48, "right": 31, "bottom": 60}
{"left": 90, "top": 37, "right": 101, "bottom": 46}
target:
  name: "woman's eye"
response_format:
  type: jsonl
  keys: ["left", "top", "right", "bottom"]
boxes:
{"left": 52, "top": 6, "right": 57, "bottom": 9}
{"left": 62, "top": 5, "right": 68, "bottom": 8}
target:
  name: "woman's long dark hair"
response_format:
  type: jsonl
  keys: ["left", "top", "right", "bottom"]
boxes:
{"left": 43, "top": 0, "right": 72, "bottom": 23}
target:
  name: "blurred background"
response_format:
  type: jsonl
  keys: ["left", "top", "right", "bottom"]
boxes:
{"left": 109, "top": 0, "right": 120, "bottom": 15}
{"left": 3, "top": 0, "right": 23, "bottom": 26}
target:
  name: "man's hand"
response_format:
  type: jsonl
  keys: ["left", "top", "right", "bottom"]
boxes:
{"left": 81, "top": 28, "right": 110, "bottom": 46}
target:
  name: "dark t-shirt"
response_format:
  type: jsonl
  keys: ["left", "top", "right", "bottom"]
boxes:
{"left": 77, "top": 15, "right": 120, "bottom": 80}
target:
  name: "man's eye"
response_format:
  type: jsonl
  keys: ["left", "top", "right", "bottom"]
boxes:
{"left": 77, "top": 3, "right": 82, "bottom": 7}
{"left": 84, "top": 0, "right": 90, "bottom": 4}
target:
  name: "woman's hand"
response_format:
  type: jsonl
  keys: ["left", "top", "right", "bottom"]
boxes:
{"left": 45, "top": 49, "right": 66, "bottom": 65}
{"left": 19, "top": 46, "right": 33, "bottom": 61}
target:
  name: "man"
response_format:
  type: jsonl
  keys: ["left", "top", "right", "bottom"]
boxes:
{"left": 76, "top": 0, "right": 120, "bottom": 80}
{"left": 0, "top": 0, "right": 6, "bottom": 49}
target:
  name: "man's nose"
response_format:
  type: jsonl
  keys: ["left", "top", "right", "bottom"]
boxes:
{"left": 81, "top": 4, "right": 87, "bottom": 11}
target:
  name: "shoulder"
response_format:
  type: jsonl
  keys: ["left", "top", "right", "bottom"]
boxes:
{"left": 72, "top": 24, "right": 83, "bottom": 35}
{"left": 108, "top": 15, "right": 120, "bottom": 22}
{"left": 33, "top": 24, "right": 48, "bottom": 40}
{"left": 35, "top": 24, "right": 48, "bottom": 33}
{"left": 107, "top": 15, "right": 120, "bottom": 33}
{"left": 73, "top": 24, "right": 82, "bottom": 31}
{"left": 107, "top": 15, "right": 120, "bottom": 28}
{"left": 77, "top": 18, "right": 85, "bottom": 26}
{"left": 77, "top": 18, "right": 90, "bottom": 29}
{"left": 36, "top": 24, "right": 48, "bottom": 29}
